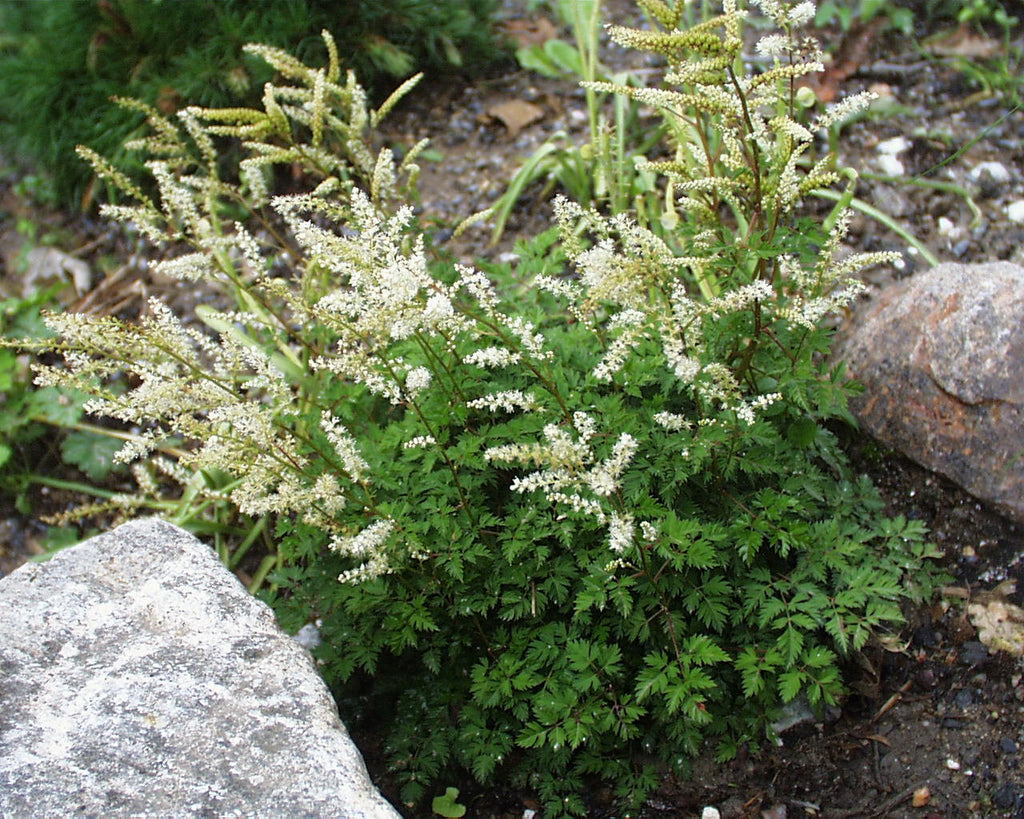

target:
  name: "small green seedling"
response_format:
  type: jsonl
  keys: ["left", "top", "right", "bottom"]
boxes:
{"left": 431, "top": 787, "right": 467, "bottom": 818}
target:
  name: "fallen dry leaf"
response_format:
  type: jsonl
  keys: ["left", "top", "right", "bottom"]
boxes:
{"left": 501, "top": 17, "right": 558, "bottom": 48}
{"left": 925, "top": 24, "right": 1002, "bottom": 59}
{"left": 486, "top": 99, "right": 544, "bottom": 136}
{"left": 21, "top": 247, "right": 91, "bottom": 301}
{"left": 973, "top": 578, "right": 1017, "bottom": 604}
{"left": 804, "top": 19, "right": 884, "bottom": 103}
{"left": 967, "top": 582, "right": 1024, "bottom": 656}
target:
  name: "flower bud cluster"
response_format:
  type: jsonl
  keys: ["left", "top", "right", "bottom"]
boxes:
{"left": 32, "top": 2, "right": 902, "bottom": 585}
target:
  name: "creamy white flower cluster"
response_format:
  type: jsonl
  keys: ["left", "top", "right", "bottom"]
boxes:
{"left": 589, "top": 0, "right": 878, "bottom": 228}
{"left": 467, "top": 390, "right": 539, "bottom": 414}
{"left": 463, "top": 346, "right": 522, "bottom": 369}
{"left": 78, "top": 27, "right": 427, "bottom": 299}
{"left": 750, "top": 0, "right": 816, "bottom": 28}
{"left": 775, "top": 212, "right": 897, "bottom": 329}
{"left": 485, "top": 412, "right": 644, "bottom": 554}
{"left": 329, "top": 518, "right": 396, "bottom": 583}
{"left": 35, "top": 297, "right": 357, "bottom": 530}
{"left": 271, "top": 189, "right": 488, "bottom": 406}
{"left": 593, "top": 309, "right": 647, "bottom": 383}
{"left": 210, "top": 33, "right": 427, "bottom": 208}
{"left": 547, "top": 198, "right": 790, "bottom": 427}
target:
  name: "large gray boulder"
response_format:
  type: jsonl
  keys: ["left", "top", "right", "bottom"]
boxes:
{"left": 0, "top": 518, "right": 401, "bottom": 819}
{"left": 834, "top": 261, "right": 1024, "bottom": 522}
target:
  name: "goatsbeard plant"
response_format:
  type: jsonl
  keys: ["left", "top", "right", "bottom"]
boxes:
{"left": 29, "top": 3, "right": 941, "bottom": 815}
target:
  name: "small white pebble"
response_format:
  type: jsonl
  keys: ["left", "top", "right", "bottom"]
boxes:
{"left": 946, "top": 758, "right": 961, "bottom": 770}
{"left": 877, "top": 136, "right": 911, "bottom": 155}
{"left": 937, "top": 216, "right": 958, "bottom": 237}
{"left": 701, "top": 808, "right": 722, "bottom": 819}
{"left": 969, "top": 160, "right": 1011, "bottom": 183}
{"left": 876, "top": 154, "right": 905, "bottom": 177}
{"left": 1005, "top": 200, "right": 1024, "bottom": 224}
{"left": 875, "top": 136, "right": 909, "bottom": 176}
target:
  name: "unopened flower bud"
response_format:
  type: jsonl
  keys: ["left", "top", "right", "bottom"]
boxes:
{"left": 795, "top": 85, "right": 817, "bottom": 109}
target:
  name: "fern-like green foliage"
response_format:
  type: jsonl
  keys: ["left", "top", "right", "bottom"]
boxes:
{"left": 0, "top": 0, "right": 502, "bottom": 207}
{"left": 20, "top": 5, "right": 947, "bottom": 817}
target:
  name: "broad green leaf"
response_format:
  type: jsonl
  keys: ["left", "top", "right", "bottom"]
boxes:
{"left": 25, "top": 386, "right": 86, "bottom": 426}
{"left": 431, "top": 787, "right": 466, "bottom": 818}
{"left": 787, "top": 417, "right": 819, "bottom": 447}
{"left": 60, "top": 431, "right": 124, "bottom": 481}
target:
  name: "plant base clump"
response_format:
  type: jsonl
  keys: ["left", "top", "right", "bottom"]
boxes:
{"left": 21, "top": 3, "right": 944, "bottom": 816}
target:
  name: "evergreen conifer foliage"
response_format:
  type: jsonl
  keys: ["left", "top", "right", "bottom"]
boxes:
{"left": 0, "top": 0, "right": 501, "bottom": 206}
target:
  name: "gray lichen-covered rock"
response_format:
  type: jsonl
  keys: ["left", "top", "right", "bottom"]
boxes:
{"left": 0, "top": 518, "right": 400, "bottom": 819}
{"left": 834, "top": 261, "right": 1024, "bottom": 522}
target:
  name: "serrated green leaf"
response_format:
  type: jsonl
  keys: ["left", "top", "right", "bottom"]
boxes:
{"left": 517, "top": 722, "right": 548, "bottom": 748}
{"left": 60, "top": 431, "right": 124, "bottom": 481}
{"left": 684, "top": 634, "right": 729, "bottom": 666}
{"left": 779, "top": 669, "right": 804, "bottom": 702}
{"left": 778, "top": 626, "right": 805, "bottom": 666}
{"left": 25, "top": 386, "right": 86, "bottom": 426}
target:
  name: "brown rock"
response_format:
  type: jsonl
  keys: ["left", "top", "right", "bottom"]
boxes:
{"left": 913, "top": 785, "right": 931, "bottom": 808}
{"left": 834, "top": 261, "right": 1024, "bottom": 522}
